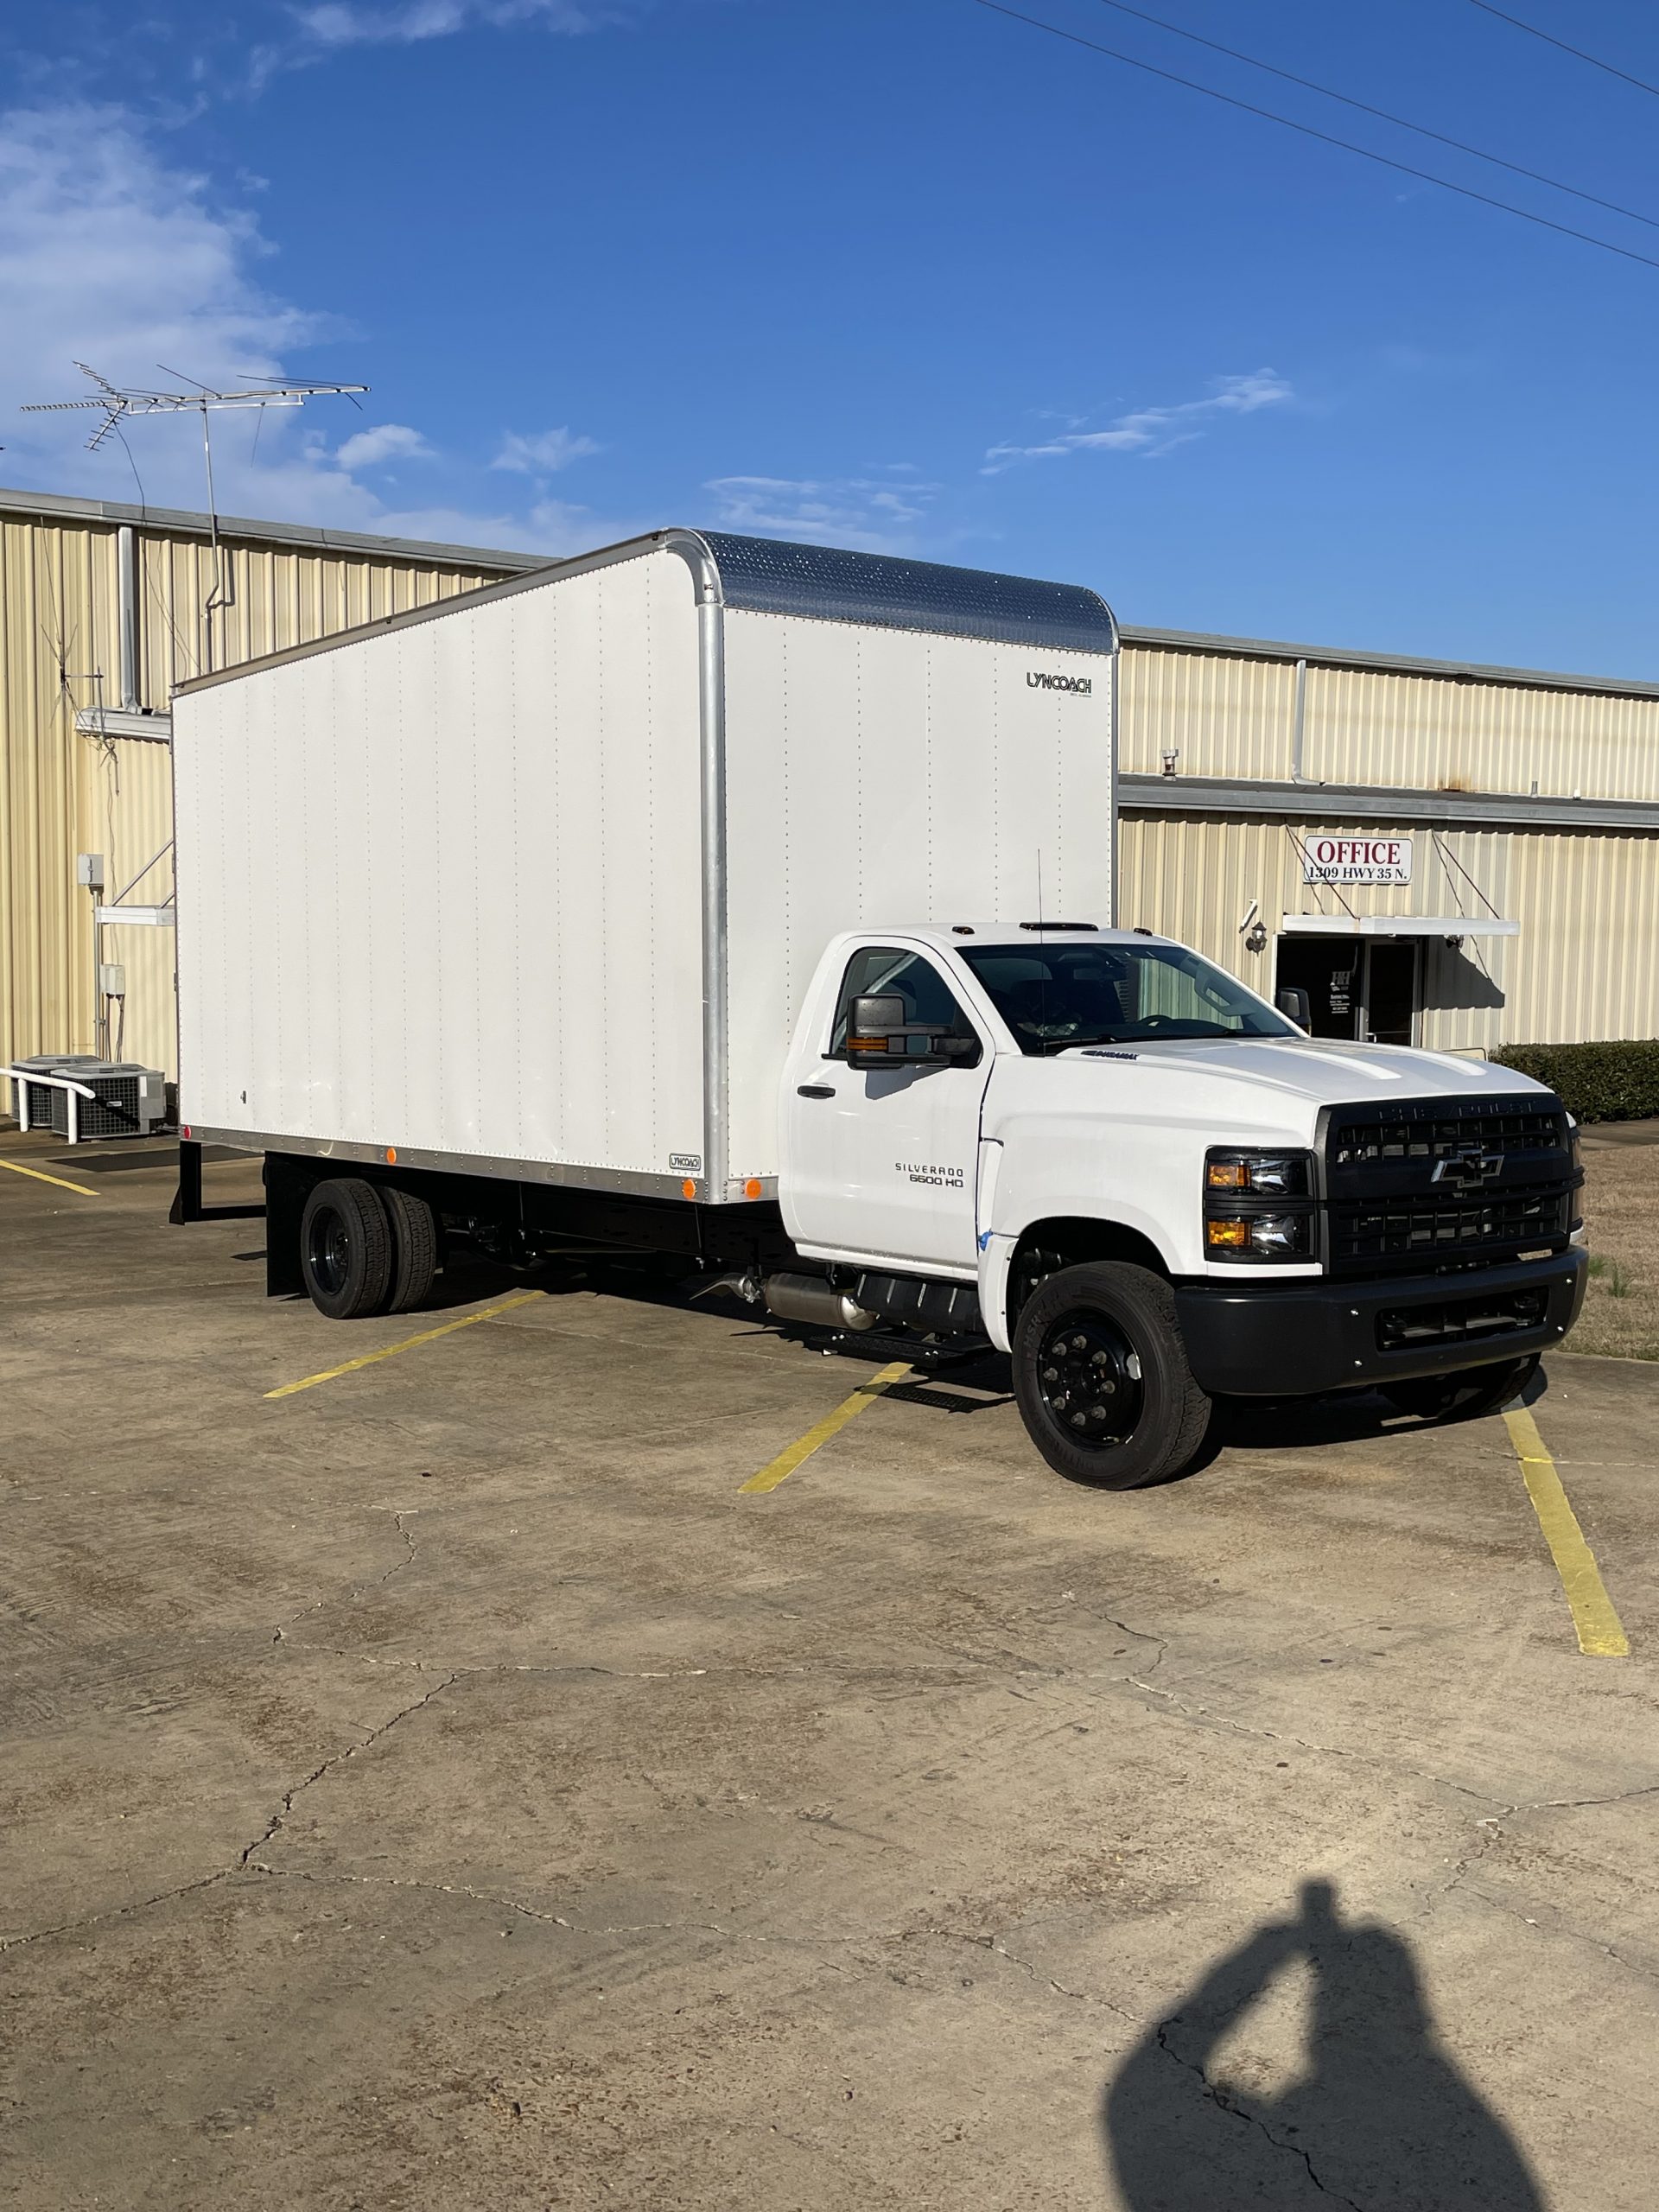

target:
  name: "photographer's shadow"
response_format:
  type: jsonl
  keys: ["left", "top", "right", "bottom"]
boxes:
{"left": 1104, "top": 1879, "right": 1543, "bottom": 2209}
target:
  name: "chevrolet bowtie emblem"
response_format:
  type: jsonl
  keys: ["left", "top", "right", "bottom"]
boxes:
{"left": 1432, "top": 1147, "right": 1503, "bottom": 1187}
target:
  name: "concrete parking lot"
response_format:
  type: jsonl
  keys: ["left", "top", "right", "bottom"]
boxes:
{"left": 2, "top": 1131, "right": 1656, "bottom": 2211}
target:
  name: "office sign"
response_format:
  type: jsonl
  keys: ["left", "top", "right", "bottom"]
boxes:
{"left": 1301, "top": 834, "right": 1414, "bottom": 887}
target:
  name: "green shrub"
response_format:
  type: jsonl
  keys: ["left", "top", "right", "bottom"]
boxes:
{"left": 1490, "top": 1039, "right": 1659, "bottom": 1122}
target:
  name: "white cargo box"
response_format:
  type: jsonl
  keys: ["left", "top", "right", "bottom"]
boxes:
{"left": 172, "top": 531, "right": 1117, "bottom": 1203}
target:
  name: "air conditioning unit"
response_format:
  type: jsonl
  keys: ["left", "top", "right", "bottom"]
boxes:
{"left": 8, "top": 1057, "right": 167, "bottom": 1141}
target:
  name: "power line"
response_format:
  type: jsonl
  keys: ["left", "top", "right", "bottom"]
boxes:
{"left": 1090, "top": 0, "right": 1659, "bottom": 232}
{"left": 1465, "top": 0, "right": 1659, "bottom": 101}
{"left": 974, "top": 0, "right": 1659, "bottom": 274}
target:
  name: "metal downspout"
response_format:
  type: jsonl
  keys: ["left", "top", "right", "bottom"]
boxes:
{"left": 118, "top": 525, "right": 140, "bottom": 710}
{"left": 1290, "top": 657, "right": 1316, "bottom": 785}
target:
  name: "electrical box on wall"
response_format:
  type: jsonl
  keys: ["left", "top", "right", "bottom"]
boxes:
{"left": 76, "top": 853, "right": 105, "bottom": 889}
{"left": 99, "top": 963, "right": 127, "bottom": 997}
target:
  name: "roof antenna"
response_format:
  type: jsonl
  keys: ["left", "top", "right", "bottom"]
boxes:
{"left": 21, "top": 363, "right": 369, "bottom": 676}
{"left": 1036, "top": 849, "right": 1044, "bottom": 931}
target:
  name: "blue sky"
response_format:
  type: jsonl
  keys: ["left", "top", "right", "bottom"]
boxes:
{"left": 2, "top": 0, "right": 1656, "bottom": 672}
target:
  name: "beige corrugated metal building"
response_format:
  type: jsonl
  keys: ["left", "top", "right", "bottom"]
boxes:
{"left": 0, "top": 488, "right": 532, "bottom": 1088}
{"left": 4, "top": 487, "right": 1658, "bottom": 1093}
{"left": 1117, "top": 625, "right": 1659, "bottom": 1053}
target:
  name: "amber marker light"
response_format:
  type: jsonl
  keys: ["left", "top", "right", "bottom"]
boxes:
{"left": 385, "top": 1147, "right": 397, "bottom": 1164}
{"left": 1206, "top": 1160, "right": 1250, "bottom": 1190}
{"left": 745, "top": 1179, "right": 762, "bottom": 1199}
{"left": 1205, "top": 1218, "right": 1250, "bottom": 1251}
{"left": 682, "top": 1179, "right": 697, "bottom": 1200}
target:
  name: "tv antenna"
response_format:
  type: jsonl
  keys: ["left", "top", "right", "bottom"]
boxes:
{"left": 22, "top": 363, "right": 369, "bottom": 672}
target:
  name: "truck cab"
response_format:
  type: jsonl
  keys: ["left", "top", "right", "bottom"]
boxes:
{"left": 779, "top": 921, "right": 1586, "bottom": 1486}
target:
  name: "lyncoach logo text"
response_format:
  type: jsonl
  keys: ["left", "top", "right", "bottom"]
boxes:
{"left": 1027, "top": 671, "right": 1092, "bottom": 696}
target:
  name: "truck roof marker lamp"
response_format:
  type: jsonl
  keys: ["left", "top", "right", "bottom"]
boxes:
{"left": 1018, "top": 920, "right": 1097, "bottom": 932}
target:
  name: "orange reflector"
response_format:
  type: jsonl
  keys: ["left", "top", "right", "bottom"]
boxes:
{"left": 745, "top": 1178, "right": 762, "bottom": 1200}
{"left": 385, "top": 1146, "right": 397, "bottom": 1164}
{"left": 1206, "top": 1161, "right": 1249, "bottom": 1189}
{"left": 1206, "top": 1218, "right": 1249, "bottom": 1249}
{"left": 682, "top": 1179, "right": 697, "bottom": 1200}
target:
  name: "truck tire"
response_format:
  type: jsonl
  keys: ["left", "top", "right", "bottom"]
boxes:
{"left": 1013, "top": 1262, "right": 1212, "bottom": 1489}
{"left": 379, "top": 1185, "right": 440, "bottom": 1313}
{"left": 1382, "top": 1351, "right": 1539, "bottom": 1423}
{"left": 299, "top": 1178, "right": 395, "bottom": 1320}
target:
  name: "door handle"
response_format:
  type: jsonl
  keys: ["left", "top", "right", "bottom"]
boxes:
{"left": 797, "top": 1084, "right": 836, "bottom": 1099}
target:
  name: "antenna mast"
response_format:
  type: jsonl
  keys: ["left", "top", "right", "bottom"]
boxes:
{"left": 22, "top": 364, "right": 369, "bottom": 673}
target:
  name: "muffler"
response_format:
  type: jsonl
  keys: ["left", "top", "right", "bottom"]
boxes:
{"left": 762, "top": 1271, "right": 878, "bottom": 1331}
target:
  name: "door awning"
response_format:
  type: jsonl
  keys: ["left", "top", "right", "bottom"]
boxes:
{"left": 1281, "top": 914, "right": 1518, "bottom": 938}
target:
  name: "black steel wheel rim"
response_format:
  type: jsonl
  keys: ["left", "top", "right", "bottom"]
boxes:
{"left": 308, "top": 1205, "right": 351, "bottom": 1296}
{"left": 1035, "top": 1308, "right": 1143, "bottom": 1447}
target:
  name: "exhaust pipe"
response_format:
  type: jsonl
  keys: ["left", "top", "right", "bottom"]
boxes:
{"left": 763, "top": 1271, "right": 878, "bottom": 1331}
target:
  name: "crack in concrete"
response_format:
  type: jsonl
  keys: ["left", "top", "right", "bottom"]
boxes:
{"left": 1123, "top": 1675, "right": 1523, "bottom": 1815}
{"left": 0, "top": 1869, "right": 230, "bottom": 1956}
{"left": 272, "top": 1506, "right": 423, "bottom": 1646}
{"left": 0, "top": 1675, "right": 467, "bottom": 1957}
{"left": 238, "top": 1670, "right": 461, "bottom": 1871}
{"left": 245, "top": 1861, "right": 572, "bottom": 1926}
{"left": 1154, "top": 2018, "right": 1366, "bottom": 2210}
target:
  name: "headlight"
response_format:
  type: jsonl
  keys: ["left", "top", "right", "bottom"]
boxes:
{"left": 1206, "top": 1213, "right": 1311, "bottom": 1258}
{"left": 1204, "top": 1147, "right": 1317, "bottom": 1263}
{"left": 1205, "top": 1151, "right": 1310, "bottom": 1196}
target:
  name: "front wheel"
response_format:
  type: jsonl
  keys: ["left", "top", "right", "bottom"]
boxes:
{"left": 1012, "top": 1262, "right": 1212, "bottom": 1489}
{"left": 1382, "top": 1352, "right": 1539, "bottom": 1423}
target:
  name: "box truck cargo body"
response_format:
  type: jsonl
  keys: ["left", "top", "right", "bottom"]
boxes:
{"left": 174, "top": 531, "right": 1116, "bottom": 1204}
{"left": 173, "top": 530, "right": 1585, "bottom": 1489}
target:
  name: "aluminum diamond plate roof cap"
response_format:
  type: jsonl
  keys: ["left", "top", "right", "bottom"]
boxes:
{"left": 698, "top": 531, "right": 1117, "bottom": 655}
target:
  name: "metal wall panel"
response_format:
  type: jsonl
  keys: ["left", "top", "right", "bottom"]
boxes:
{"left": 1122, "top": 643, "right": 1659, "bottom": 800}
{"left": 1, "top": 510, "right": 505, "bottom": 1084}
{"left": 1120, "top": 811, "right": 1659, "bottom": 1051}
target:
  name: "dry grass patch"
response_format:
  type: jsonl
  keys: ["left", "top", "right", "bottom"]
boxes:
{"left": 1573, "top": 1147, "right": 1659, "bottom": 1360}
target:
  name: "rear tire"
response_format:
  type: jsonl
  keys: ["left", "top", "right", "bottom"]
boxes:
{"left": 379, "top": 1185, "right": 440, "bottom": 1314}
{"left": 1012, "top": 1261, "right": 1212, "bottom": 1489}
{"left": 1382, "top": 1351, "right": 1539, "bottom": 1423}
{"left": 299, "top": 1178, "right": 395, "bottom": 1320}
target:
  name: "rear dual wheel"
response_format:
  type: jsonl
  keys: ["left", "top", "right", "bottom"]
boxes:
{"left": 299, "top": 1178, "right": 439, "bottom": 1320}
{"left": 1013, "top": 1262, "right": 1212, "bottom": 1490}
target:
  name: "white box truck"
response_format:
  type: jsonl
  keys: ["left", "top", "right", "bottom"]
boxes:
{"left": 171, "top": 530, "right": 1586, "bottom": 1486}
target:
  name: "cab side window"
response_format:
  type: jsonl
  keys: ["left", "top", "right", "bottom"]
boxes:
{"left": 829, "top": 946, "right": 980, "bottom": 1058}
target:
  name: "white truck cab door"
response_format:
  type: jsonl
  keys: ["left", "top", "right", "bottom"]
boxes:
{"left": 782, "top": 944, "right": 992, "bottom": 1272}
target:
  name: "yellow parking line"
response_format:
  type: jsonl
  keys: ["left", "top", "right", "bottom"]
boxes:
{"left": 740, "top": 1362, "right": 912, "bottom": 1494}
{"left": 1504, "top": 1406, "right": 1630, "bottom": 1658}
{"left": 0, "top": 1156, "right": 99, "bottom": 1198}
{"left": 265, "top": 1290, "right": 546, "bottom": 1400}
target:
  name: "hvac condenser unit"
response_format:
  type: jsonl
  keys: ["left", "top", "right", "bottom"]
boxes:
{"left": 8, "top": 1058, "right": 167, "bottom": 1141}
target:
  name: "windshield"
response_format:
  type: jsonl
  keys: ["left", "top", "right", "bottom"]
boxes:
{"left": 957, "top": 940, "right": 1294, "bottom": 1054}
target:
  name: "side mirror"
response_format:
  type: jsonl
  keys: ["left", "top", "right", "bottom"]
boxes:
{"left": 1276, "top": 986, "right": 1312, "bottom": 1032}
{"left": 849, "top": 995, "right": 980, "bottom": 1067}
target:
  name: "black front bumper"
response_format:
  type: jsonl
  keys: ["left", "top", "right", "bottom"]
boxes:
{"left": 1174, "top": 1248, "right": 1586, "bottom": 1398}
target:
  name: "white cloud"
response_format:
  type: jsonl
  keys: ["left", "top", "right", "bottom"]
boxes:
{"left": 492, "top": 426, "right": 600, "bottom": 474}
{"left": 0, "top": 100, "right": 633, "bottom": 561}
{"left": 983, "top": 370, "right": 1293, "bottom": 473}
{"left": 704, "top": 473, "right": 938, "bottom": 552}
{"left": 334, "top": 422, "right": 434, "bottom": 468}
{"left": 294, "top": 0, "right": 616, "bottom": 47}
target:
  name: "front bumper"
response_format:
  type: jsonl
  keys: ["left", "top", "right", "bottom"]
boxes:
{"left": 1174, "top": 1248, "right": 1586, "bottom": 1398}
